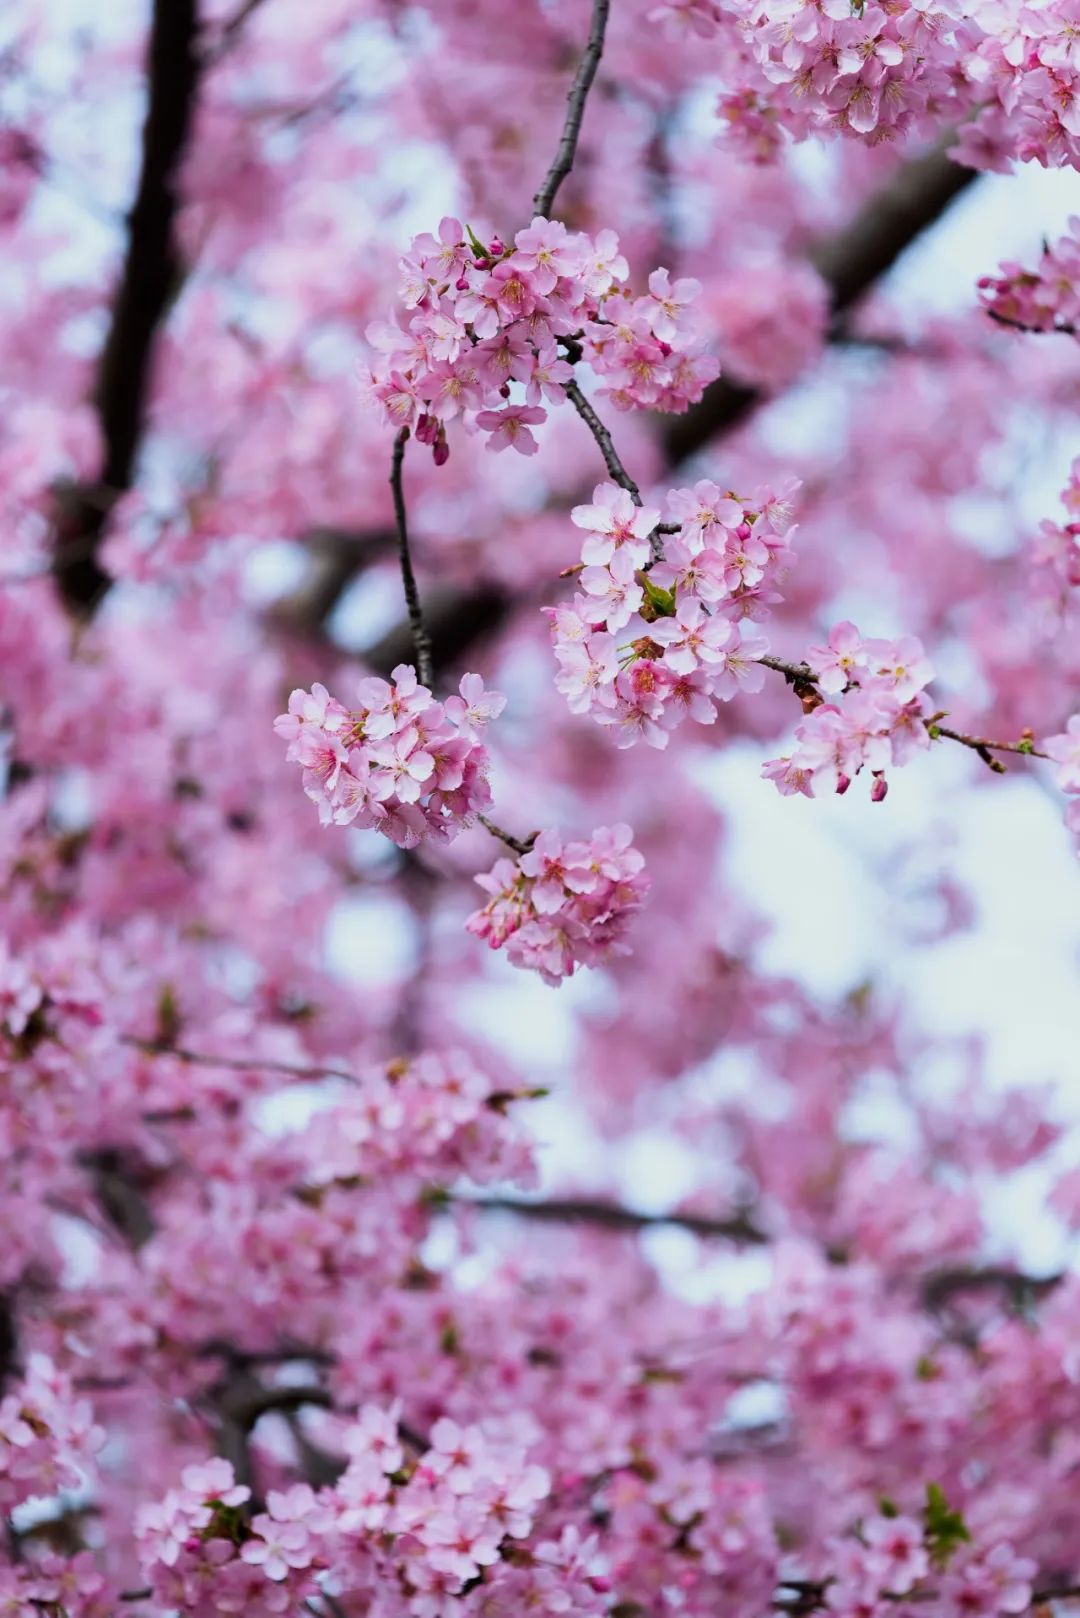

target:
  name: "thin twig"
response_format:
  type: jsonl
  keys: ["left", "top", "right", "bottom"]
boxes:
{"left": 390, "top": 428, "right": 434, "bottom": 687}
{"left": 563, "top": 380, "right": 641, "bottom": 500}
{"left": 985, "top": 307, "right": 1077, "bottom": 338}
{"left": 564, "top": 381, "right": 673, "bottom": 562}
{"left": 457, "top": 1192, "right": 769, "bottom": 1244}
{"left": 204, "top": 0, "right": 270, "bottom": 61}
{"left": 760, "top": 655, "right": 817, "bottom": 684}
{"left": 532, "top": 0, "right": 611, "bottom": 219}
{"left": 932, "top": 722, "right": 1048, "bottom": 766}
{"left": 122, "top": 1035, "right": 362, "bottom": 1086}
{"left": 477, "top": 813, "right": 537, "bottom": 857}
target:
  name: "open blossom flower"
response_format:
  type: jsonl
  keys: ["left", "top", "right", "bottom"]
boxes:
{"left": 571, "top": 482, "right": 659, "bottom": 567}
{"left": 475, "top": 403, "right": 546, "bottom": 455}
{"left": 277, "top": 667, "right": 501, "bottom": 846}
{"left": 861, "top": 1513, "right": 928, "bottom": 1593}
{"left": 651, "top": 596, "right": 739, "bottom": 674}
{"left": 513, "top": 216, "right": 583, "bottom": 293}
{"left": 466, "top": 825, "right": 649, "bottom": 985}
{"left": 241, "top": 1512, "right": 314, "bottom": 1582}
{"left": 807, "top": 620, "right": 868, "bottom": 693}
{"left": 941, "top": 1543, "right": 1037, "bottom": 1616}
{"left": 580, "top": 547, "right": 645, "bottom": 631}
{"left": 647, "top": 267, "right": 704, "bottom": 342}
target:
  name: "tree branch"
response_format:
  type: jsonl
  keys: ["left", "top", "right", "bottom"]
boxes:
{"left": 457, "top": 1192, "right": 769, "bottom": 1244}
{"left": 564, "top": 378, "right": 642, "bottom": 499}
{"left": 662, "top": 138, "right": 977, "bottom": 466}
{"left": 53, "top": 0, "right": 202, "bottom": 614}
{"left": 759, "top": 657, "right": 1048, "bottom": 774}
{"left": 124, "top": 1035, "right": 364, "bottom": 1087}
{"left": 328, "top": 145, "right": 980, "bottom": 676}
{"left": 532, "top": 0, "right": 611, "bottom": 220}
{"left": 390, "top": 428, "right": 434, "bottom": 686}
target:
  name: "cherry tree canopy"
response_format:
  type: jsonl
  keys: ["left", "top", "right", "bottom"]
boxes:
{"left": 4, "top": 0, "right": 1080, "bottom": 1614}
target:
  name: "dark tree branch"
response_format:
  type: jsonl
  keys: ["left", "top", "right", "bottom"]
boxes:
{"left": 365, "top": 582, "right": 513, "bottom": 676}
{"left": 477, "top": 813, "right": 537, "bottom": 856}
{"left": 921, "top": 1265, "right": 1063, "bottom": 1312}
{"left": 532, "top": 0, "right": 611, "bottom": 219}
{"left": 53, "top": 0, "right": 202, "bottom": 614}
{"left": 662, "top": 139, "right": 977, "bottom": 465}
{"left": 390, "top": 428, "right": 434, "bottom": 686}
{"left": 458, "top": 1192, "right": 769, "bottom": 1244}
{"left": 269, "top": 528, "right": 398, "bottom": 632}
{"left": 564, "top": 379, "right": 642, "bottom": 498}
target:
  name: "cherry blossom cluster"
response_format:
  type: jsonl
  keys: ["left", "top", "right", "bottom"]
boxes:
{"left": 1043, "top": 714, "right": 1080, "bottom": 850}
{"left": 0, "top": 1553, "right": 115, "bottom": 1616}
{"left": 301, "top": 1050, "right": 539, "bottom": 1189}
{"left": 0, "top": 1355, "right": 103, "bottom": 1511}
{"left": 656, "top": 0, "right": 1080, "bottom": 168}
{"left": 546, "top": 478, "right": 797, "bottom": 747}
{"left": 135, "top": 1457, "right": 321, "bottom": 1615}
{"left": 1027, "top": 456, "right": 1080, "bottom": 632}
{"left": 466, "top": 824, "right": 649, "bottom": 984}
{"left": 715, "top": 0, "right": 968, "bottom": 151}
{"left": 958, "top": 10, "right": 1080, "bottom": 171}
{"left": 275, "top": 667, "right": 504, "bottom": 848}
{"left": 329, "top": 1406, "right": 553, "bottom": 1611}
{"left": 365, "top": 215, "right": 717, "bottom": 462}
{"left": 762, "top": 622, "right": 934, "bottom": 799}
{"left": 819, "top": 1505, "right": 1035, "bottom": 1618}
{"left": 135, "top": 1411, "right": 556, "bottom": 1618}
{"left": 979, "top": 220, "right": 1080, "bottom": 335}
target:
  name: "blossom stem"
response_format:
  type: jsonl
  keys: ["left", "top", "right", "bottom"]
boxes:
{"left": 985, "top": 307, "right": 1077, "bottom": 337}
{"left": 563, "top": 379, "right": 642, "bottom": 502}
{"left": 532, "top": 0, "right": 611, "bottom": 220}
{"left": 477, "top": 813, "right": 537, "bottom": 856}
{"left": 931, "top": 722, "right": 1048, "bottom": 766}
{"left": 390, "top": 427, "right": 434, "bottom": 688}
{"left": 122, "top": 1035, "right": 363, "bottom": 1086}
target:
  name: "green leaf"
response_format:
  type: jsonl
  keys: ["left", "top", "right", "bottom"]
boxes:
{"left": 156, "top": 983, "right": 181, "bottom": 1047}
{"left": 641, "top": 575, "right": 676, "bottom": 617}
{"left": 923, "top": 1482, "right": 971, "bottom": 1568}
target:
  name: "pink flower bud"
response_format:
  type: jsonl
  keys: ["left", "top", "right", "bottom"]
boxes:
{"left": 871, "top": 773, "right": 888, "bottom": 802}
{"left": 835, "top": 773, "right": 851, "bottom": 795}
